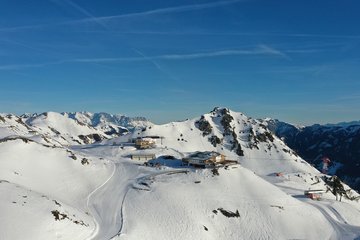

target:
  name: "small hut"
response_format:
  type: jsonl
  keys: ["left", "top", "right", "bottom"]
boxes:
{"left": 134, "top": 138, "right": 156, "bottom": 149}
{"left": 304, "top": 189, "right": 325, "bottom": 200}
{"left": 131, "top": 154, "right": 156, "bottom": 161}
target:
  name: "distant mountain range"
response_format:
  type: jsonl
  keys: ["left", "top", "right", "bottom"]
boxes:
{"left": 266, "top": 119, "right": 360, "bottom": 192}
{"left": 0, "top": 112, "right": 151, "bottom": 146}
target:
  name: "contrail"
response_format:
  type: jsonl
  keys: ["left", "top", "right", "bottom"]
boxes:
{"left": 49, "top": 0, "right": 110, "bottom": 29}
{"left": 132, "top": 48, "right": 179, "bottom": 81}
{"left": 72, "top": 0, "right": 244, "bottom": 23}
{"left": 0, "top": 0, "right": 244, "bottom": 31}
{"left": 0, "top": 45, "right": 287, "bottom": 71}
{"left": 71, "top": 45, "right": 288, "bottom": 63}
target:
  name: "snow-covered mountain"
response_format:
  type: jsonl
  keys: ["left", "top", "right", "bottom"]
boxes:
{"left": 1, "top": 108, "right": 360, "bottom": 240}
{"left": 266, "top": 118, "right": 360, "bottom": 192}
{"left": 0, "top": 111, "right": 151, "bottom": 146}
{"left": 0, "top": 113, "right": 36, "bottom": 138}
{"left": 65, "top": 112, "right": 151, "bottom": 135}
{"left": 22, "top": 112, "right": 110, "bottom": 145}
{"left": 114, "top": 107, "right": 310, "bottom": 175}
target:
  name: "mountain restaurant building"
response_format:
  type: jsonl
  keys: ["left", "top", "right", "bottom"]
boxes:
{"left": 182, "top": 151, "right": 225, "bottom": 167}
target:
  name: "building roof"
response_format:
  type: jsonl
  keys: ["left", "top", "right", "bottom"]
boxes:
{"left": 131, "top": 154, "right": 156, "bottom": 158}
{"left": 185, "top": 151, "right": 221, "bottom": 161}
{"left": 136, "top": 138, "right": 155, "bottom": 142}
{"left": 135, "top": 136, "right": 164, "bottom": 139}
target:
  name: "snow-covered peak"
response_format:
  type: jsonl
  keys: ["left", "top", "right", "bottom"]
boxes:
{"left": 22, "top": 112, "right": 107, "bottom": 145}
{"left": 113, "top": 107, "right": 314, "bottom": 176}
{"left": 64, "top": 111, "right": 152, "bottom": 130}
{"left": 0, "top": 113, "right": 36, "bottom": 139}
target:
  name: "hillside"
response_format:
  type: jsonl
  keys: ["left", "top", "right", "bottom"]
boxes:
{"left": 0, "top": 137, "right": 111, "bottom": 239}
{"left": 1, "top": 108, "right": 360, "bottom": 240}
{"left": 266, "top": 119, "right": 360, "bottom": 192}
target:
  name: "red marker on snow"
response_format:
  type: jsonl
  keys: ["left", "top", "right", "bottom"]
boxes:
{"left": 322, "top": 157, "right": 331, "bottom": 174}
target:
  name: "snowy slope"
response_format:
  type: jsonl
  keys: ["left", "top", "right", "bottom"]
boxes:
{"left": 23, "top": 112, "right": 109, "bottom": 145}
{"left": 0, "top": 113, "right": 60, "bottom": 146}
{"left": 72, "top": 143, "right": 360, "bottom": 240}
{"left": 0, "top": 114, "right": 36, "bottom": 138}
{"left": 0, "top": 138, "right": 111, "bottom": 240}
{"left": 1, "top": 108, "right": 360, "bottom": 240}
{"left": 122, "top": 167, "right": 333, "bottom": 240}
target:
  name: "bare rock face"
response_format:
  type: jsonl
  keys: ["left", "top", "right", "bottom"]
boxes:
{"left": 195, "top": 116, "right": 213, "bottom": 136}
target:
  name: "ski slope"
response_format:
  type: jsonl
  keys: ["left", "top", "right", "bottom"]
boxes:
{"left": 1, "top": 108, "right": 360, "bottom": 239}
{"left": 74, "top": 143, "right": 360, "bottom": 240}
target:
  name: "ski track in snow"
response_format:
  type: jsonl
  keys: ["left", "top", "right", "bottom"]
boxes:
{"left": 305, "top": 200, "right": 360, "bottom": 240}
{"left": 84, "top": 155, "right": 360, "bottom": 240}
{"left": 111, "top": 169, "right": 190, "bottom": 239}
{"left": 276, "top": 181, "right": 360, "bottom": 240}
{"left": 87, "top": 162, "right": 132, "bottom": 240}
{"left": 86, "top": 159, "right": 117, "bottom": 240}
{"left": 84, "top": 148, "right": 190, "bottom": 240}
{"left": 109, "top": 185, "right": 130, "bottom": 240}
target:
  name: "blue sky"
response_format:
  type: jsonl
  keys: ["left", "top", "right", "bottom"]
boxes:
{"left": 0, "top": 0, "right": 359, "bottom": 124}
